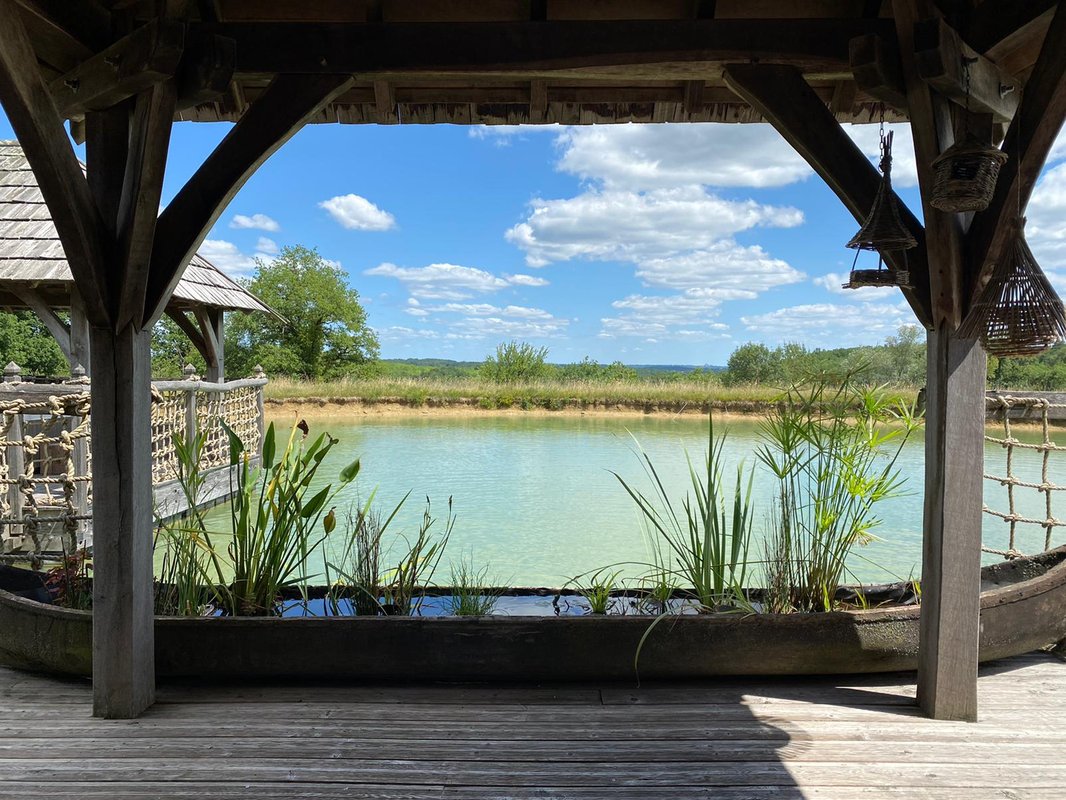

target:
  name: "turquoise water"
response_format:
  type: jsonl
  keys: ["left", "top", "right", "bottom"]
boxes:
{"left": 207, "top": 414, "right": 1062, "bottom": 588}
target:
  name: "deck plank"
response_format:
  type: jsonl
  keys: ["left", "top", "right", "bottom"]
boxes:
{"left": 0, "top": 653, "right": 1060, "bottom": 799}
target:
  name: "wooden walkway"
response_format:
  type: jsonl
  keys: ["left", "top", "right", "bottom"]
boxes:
{"left": 0, "top": 652, "right": 1062, "bottom": 799}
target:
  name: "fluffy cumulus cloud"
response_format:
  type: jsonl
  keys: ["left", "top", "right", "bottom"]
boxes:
{"left": 319, "top": 194, "right": 397, "bottom": 231}
{"left": 255, "top": 237, "right": 279, "bottom": 255}
{"left": 636, "top": 241, "right": 805, "bottom": 294}
{"left": 444, "top": 313, "right": 569, "bottom": 340}
{"left": 556, "top": 125, "right": 812, "bottom": 191}
{"left": 229, "top": 213, "right": 279, "bottom": 232}
{"left": 600, "top": 292, "right": 730, "bottom": 341}
{"left": 741, "top": 300, "right": 912, "bottom": 345}
{"left": 365, "top": 262, "right": 544, "bottom": 300}
{"left": 506, "top": 187, "right": 803, "bottom": 268}
{"left": 198, "top": 238, "right": 279, "bottom": 278}
{"left": 394, "top": 300, "right": 568, "bottom": 340}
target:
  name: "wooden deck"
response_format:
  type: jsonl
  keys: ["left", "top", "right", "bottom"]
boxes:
{"left": 0, "top": 652, "right": 1061, "bottom": 799}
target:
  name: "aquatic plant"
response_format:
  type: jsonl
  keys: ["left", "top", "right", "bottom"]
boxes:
{"left": 324, "top": 496, "right": 405, "bottom": 616}
{"left": 448, "top": 554, "right": 504, "bottom": 616}
{"left": 756, "top": 376, "right": 920, "bottom": 612}
{"left": 566, "top": 567, "right": 624, "bottom": 615}
{"left": 614, "top": 416, "right": 754, "bottom": 612}
{"left": 44, "top": 547, "right": 92, "bottom": 610}
{"left": 167, "top": 419, "right": 358, "bottom": 616}
{"left": 380, "top": 496, "right": 454, "bottom": 615}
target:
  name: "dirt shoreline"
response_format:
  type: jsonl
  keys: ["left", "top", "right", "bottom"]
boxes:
{"left": 264, "top": 396, "right": 779, "bottom": 420}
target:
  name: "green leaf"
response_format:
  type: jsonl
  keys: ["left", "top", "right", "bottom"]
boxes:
{"left": 340, "top": 458, "right": 361, "bottom": 483}
{"left": 301, "top": 485, "right": 331, "bottom": 519}
{"left": 262, "top": 422, "right": 276, "bottom": 470}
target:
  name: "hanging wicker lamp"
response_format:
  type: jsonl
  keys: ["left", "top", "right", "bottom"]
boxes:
{"left": 960, "top": 218, "right": 1066, "bottom": 356}
{"left": 930, "top": 136, "right": 1008, "bottom": 213}
{"left": 844, "top": 130, "right": 915, "bottom": 289}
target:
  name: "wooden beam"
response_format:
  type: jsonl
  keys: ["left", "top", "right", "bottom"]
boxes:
{"left": 0, "top": 0, "right": 110, "bottom": 328}
{"left": 915, "top": 17, "right": 1021, "bottom": 122}
{"left": 69, "top": 285, "right": 90, "bottom": 373}
{"left": 682, "top": 80, "right": 704, "bottom": 115}
{"left": 89, "top": 323, "right": 155, "bottom": 719}
{"left": 176, "top": 32, "right": 234, "bottom": 111}
{"left": 849, "top": 34, "right": 908, "bottom": 113}
{"left": 115, "top": 81, "right": 176, "bottom": 331}
{"left": 918, "top": 327, "right": 986, "bottom": 722}
{"left": 960, "top": 0, "right": 1057, "bottom": 58}
{"left": 195, "top": 18, "right": 896, "bottom": 74}
{"left": 722, "top": 62, "right": 933, "bottom": 329}
{"left": 373, "top": 79, "right": 396, "bottom": 123}
{"left": 967, "top": 1, "right": 1066, "bottom": 303}
{"left": 50, "top": 20, "right": 185, "bottom": 119}
{"left": 11, "top": 0, "right": 112, "bottom": 57}
{"left": 166, "top": 307, "right": 209, "bottom": 362}
{"left": 529, "top": 78, "right": 547, "bottom": 122}
{"left": 145, "top": 73, "right": 354, "bottom": 327}
{"left": 195, "top": 307, "right": 223, "bottom": 382}
{"left": 11, "top": 286, "right": 72, "bottom": 365}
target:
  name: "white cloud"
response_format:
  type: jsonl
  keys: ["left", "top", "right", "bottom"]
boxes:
{"left": 635, "top": 241, "right": 805, "bottom": 294}
{"left": 813, "top": 271, "right": 903, "bottom": 299}
{"left": 375, "top": 326, "right": 441, "bottom": 341}
{"left": 229, "top": 213, "right": 279, "bottom": 232}
{"left": 420, "top": 302, "right": 555, "bottom": 319}
{"left": 319, "top": 194, "right": 397, "bottom": 231}
{"left": 445, "top": 314, "right": 569, "bottom": 340}
{"left": 741, "top": 300, "right": 912, "bottom": 345}
{"left": 255, "top": 237, "right": 279, "bottom": 255}
{"left": 844, "top": 123, "right": 918, "bottom": 188}
{"left": 506, "top": 187, "right": 803, "bottom": 268}
{"left": 504, "top": 273, "right": 550, "bottom": 287}
{"left": 365, "top": 262, "right": 540, "bottom": 300}
{"left": 599, "top": 292, "right": 731, "bottom": 340}
{"left": 198, "top": 239, "right": 258, "bottom": 277}
{"left": 556, "top": 125, "right": 812, "bottom": 190}
{"left": 469, "top": 125, "right": 557, "bottom": 147}
{"left": 1025, "top": 162, "right": 1066, "bottom": 294}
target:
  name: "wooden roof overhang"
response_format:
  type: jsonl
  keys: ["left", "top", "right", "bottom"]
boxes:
{"left": 2, "top": 0, "right": 1065, "bottom": 724}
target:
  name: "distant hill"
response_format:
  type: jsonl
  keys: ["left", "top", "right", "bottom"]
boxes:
{"left": 381, "top": 358, "right": 725, "bottom": 374}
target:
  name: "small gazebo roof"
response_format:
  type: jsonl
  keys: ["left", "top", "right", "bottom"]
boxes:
{"left": 0, "top": 140, "right": 272, "bottom": 316}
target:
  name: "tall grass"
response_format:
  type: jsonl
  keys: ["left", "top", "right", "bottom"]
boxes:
{"left": 756, "top": 377, "right": 921, "bottom": 612}
{"left": 614, "top": 417, "right": 755, "bottom": 612}
{"left": 448, "top": 554, "right": 505, "bottom": 616}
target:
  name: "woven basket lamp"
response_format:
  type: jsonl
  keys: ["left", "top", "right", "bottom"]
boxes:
{"left": 930, "top": 136, "right": 1009, "bottom": 213}
{"left": 843, "top": 130, "right": 916, "bottom": 290}
{"left": 960, "top": 218, "right": 1066, "bottom": 356}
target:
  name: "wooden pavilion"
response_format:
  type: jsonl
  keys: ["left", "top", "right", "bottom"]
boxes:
{"left": 0, "top": 0, "right": 1061, "bottom": 723}
{"left": 0, "top": 139, "right": 275, "bottom": 381}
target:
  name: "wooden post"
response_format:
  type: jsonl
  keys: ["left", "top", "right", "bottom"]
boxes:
{"left": 70, "top": 286, "right": 92, "bottom": 376}
{"left": 183, "top": 363, "right": 199, "bottom": 449}
{"left": 918, "top": 327, "right": 987, "bottom": 721}
{"left": 89, "top": 325, "right": 155, "bottom": 719}
{"left": 209, "top": 309, "right": 224, "bottom": 383}
{"left": 253, "top": 364, "right": 265, "bottom": 459}
{"left": 70, "top": 368, "right": 90, "bottom": 547}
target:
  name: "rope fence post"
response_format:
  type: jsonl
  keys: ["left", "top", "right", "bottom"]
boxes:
{"left": 3, "top": 363, "right": 23, "bottom": 542}
{"left": 253, "top": 365, "right": 266, "bottom": 460}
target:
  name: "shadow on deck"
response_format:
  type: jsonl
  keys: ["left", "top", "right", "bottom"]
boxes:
{"left": 0, "top": 652, "right": 1061, "bottom": 799}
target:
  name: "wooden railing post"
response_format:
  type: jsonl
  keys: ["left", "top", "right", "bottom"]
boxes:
{"left": 67, "top": 366, "right": 92, "bottom": 546}
{"left": 183, "top": 363, "right": 198, "bottom": 450}
{"left": 3, "top": 363, "right": 24, "bottom": 542}
{"left": 253, "top": 364, "right": 266, "bottom": 459}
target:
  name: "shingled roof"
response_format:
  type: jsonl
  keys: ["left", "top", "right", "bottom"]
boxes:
{"left": 0, "top": 140, "right": 273, "bottom": 316}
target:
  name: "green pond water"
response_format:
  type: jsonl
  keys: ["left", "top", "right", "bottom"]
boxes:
{"left": 183, "top": 414, "right": 1061, "bottom": 588}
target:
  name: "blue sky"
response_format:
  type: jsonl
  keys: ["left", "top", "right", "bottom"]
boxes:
{"left": 4, "top": 112, "right": 1066, "bottom": 366}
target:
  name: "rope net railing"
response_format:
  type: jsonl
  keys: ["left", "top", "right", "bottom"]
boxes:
{"left": 0, "top": 366, "right": 266, "bottom": 566}
{"left": 983, "top": 393, "right": 1066, "bottom": 559}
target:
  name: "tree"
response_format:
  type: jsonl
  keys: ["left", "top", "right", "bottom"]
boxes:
{"left": 151, "top": 315, "right": 206, "bottom": 378}
{"left": 882, "top": 324, "right": 925, "bottom": 385}
{"left": 725, "top": 342, "right": 780, "bottom": 385}
{"left": 480, "top": 341, "right": 549, "bottom": 382}
{"left": 0, "top": 310, "right": 68, "bottom": 377}
{"left": 226, "top": 245, "right": 379, "bottom": 379}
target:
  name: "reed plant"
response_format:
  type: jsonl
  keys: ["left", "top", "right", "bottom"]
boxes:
{"left": 448, "top": 554, "right": 505, "bottom": 616}
{"left": 566, "top": 567, "right": 623, "bottom": 615}
{"left": 380, "top": 497, "right": 454, "bottom": 615}
{"left": 615, "top": 416, "right": 755, "bottom": 612}
{"left": 324, "top": 495, "right": 405, "bottom": 615}
{"left": 756, "top": 377, "right": 920, "bottom": 612}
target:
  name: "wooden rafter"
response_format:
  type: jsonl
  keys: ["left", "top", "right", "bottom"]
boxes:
{"left": 195, "top": 18, "right": 895, "bottom": 75}
{"left": 960, "top": 0, "right": 1057, "bottom": 58}
{"left": 175, "top": 32, "right": 234, "bottom": 111}
{"left": 145, "top": 72, "right": 355, "bottom": 326}
{"left": 0, "top": 0, "right": 109, "bottom": 327}
{"left": 12, "top": 0, "right": 111, "bottom": 59}
{"left": 850, "top": 34, "right": 908, "bottom": 113}
{"left": 721, "top": 62, "right": 933, "bottom": 329}
{"left": 166, "top": 307, "right": 209, "bottom": 361}
{"left": 50, "top": 20, "right": 185, "bottom": 119}
{"left": 967, "top": 2, "right": 1066, "bottom": 303}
